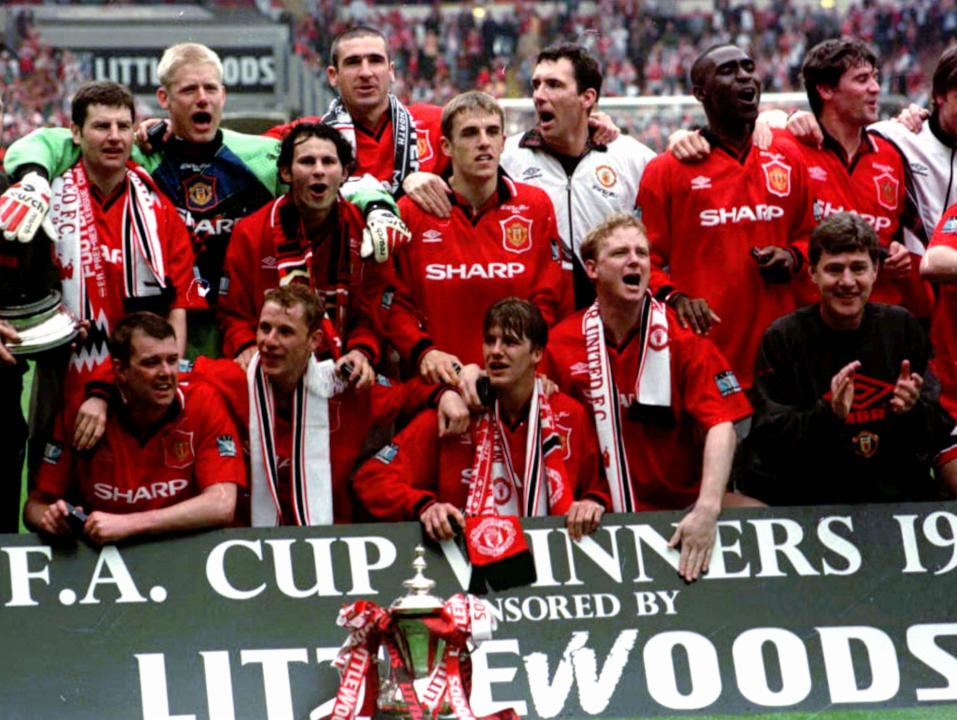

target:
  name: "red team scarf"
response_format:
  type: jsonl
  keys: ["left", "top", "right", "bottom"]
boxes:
{"left": 247, "top": 352, "right": 347, "bottom": 526}
{"left": 582, "top": 293, "right": 671, "bottom": 512}
{"left": 465, "top": 379, "right": 573, "bottom": 518}
{"left": 51, "top": 162, "right": 168, "bottom": 369}
{"left": 268, "top": 196, "right": 348, "bottom": 358}
{"left": 321, "top": 93, "right": 419, "bottom": 194}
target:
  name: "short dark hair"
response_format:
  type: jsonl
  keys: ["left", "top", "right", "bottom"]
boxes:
{"left": 109, "top": 312, "right": 175, "bottom": 365}
{"left": 536, "top": 42, "right": 603, "bottom": 99}
{"left": 933, "top": 46, "right": 957, "bottom": 108}
{"left": 71, "top": 81, "right": 135, "bottom": 127}
{"left": 278, "top": 122, "right": 354, "bottom": 172}
{"left": 262, "top": 284, "right": 325, "bottom": 334}
{"left": 329, "top": 26, "right": 388, "bottom": 68}
{"left": 809, "top": 212, "right": 881, "bottom": 266}
{"left": 802, "top": 39, "right": 878, "bottom": 116}
{"left": 483, "top": 297, "right": 548, "bottom": 351}
{"left": 690, "top": 44, "right": 737, "bottom": 89}
{"left": 580, "top": 212, "right": 648, "bottom": 263}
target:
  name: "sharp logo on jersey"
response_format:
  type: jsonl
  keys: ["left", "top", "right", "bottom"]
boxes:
{"left": 501, "top": 204, "right": 530, "bottom": 213}
{"left": 814, "top": 201, "right": 892, "bottom": 231}
{"left": 690, "top": 175, "right": 712, "bottom": 190}
{"left": 874, "top": 171, "right": 899, "bottom": 210}
{"left": 164, "top": 430, "right": 195, "bottom": 469}
{"left": 809, "top": 166, "right": 828, "bottom": 182}
{"left": 715, "top": 370, "right": 742, "bottom": 397}
{"left": 374, "top": 443, "right": 399, "bottom": 464}
{"left": 422, "top": 229, "right": 443, "bottom": 243}
{"left": 852, "top": 430, "right": 879, "bottom": 459}
{"left": 648, "top": 323, "right": 669, "bottom": 351}
{"left": 942, "top": 218, "right": 957, "bottom": 234}
{"left": 425, "top": 262, "right": 525, "bottom": 280}
{"left": 216, "top": 434, "right": 237, "bottom": 458}
{"left": 595, "top": 165, "right": 618, "bottom": 188}
{"left": 184, "top": 176, "right": 217, "bottom": 212}
{"left": 416, "top": 134, "right": 434, "bottom": 164}
{"left": 501, "top": 215, "right": 533, "bottom": 254}
{"left": 699, "top": 204, "right": 784, "bottom": 226}
{"left": 42, "top": 442, "right": 63, "bottom": 464}
{"left": 760, "top": 155, "right": 792, "bottom": 197}
{"left": 261, "top": 255, "right": 277, "bottom": 269}
{"left": 193, "top": 216, "right": 234, "bottom": 238}
{"left": 93, "top": 479, "right": 189, "bottom": 504}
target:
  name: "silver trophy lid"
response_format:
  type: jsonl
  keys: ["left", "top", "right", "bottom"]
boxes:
{"left": 391, "top": 546, "right": 444, "bottom": 613}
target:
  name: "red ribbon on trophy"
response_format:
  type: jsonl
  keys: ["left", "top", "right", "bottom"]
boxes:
{"left": 328, "top": 594, "right": 520, "bottom": 720}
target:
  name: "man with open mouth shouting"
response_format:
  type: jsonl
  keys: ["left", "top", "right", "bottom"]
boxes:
{"left": 638, "top": 44, "right": 816, "bottom": 392}
{"left": 540, "top": 213, "right": 755, "bottom": 583}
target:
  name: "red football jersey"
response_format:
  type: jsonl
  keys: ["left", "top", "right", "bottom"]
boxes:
{"left": 218, "top": 195, "right": 419, "bottom": 363}
{"left": 263, "top": 104, "right": 448, "bottom": 180}
{"left": 395, "top": 175, "right": 572, "bottom": 365}
{"left": 540, "top": 307, "right": 752, "bottom": 511}
{"left": 34, "top": 382, "right": 245, "bottom": 514}
{"left": 638, "top": 129, "right": 815, "bottom": 388}
{"left": 778, "top": 130, "right": 933, "bottom": 316}
{"left": 353, "top": 393, "right": 608, "bottom": 521}
{"left": 929, "top": 206, "right": 957, "bottom": 419}
{"left": 60, "top": 168, "right": 202, "bottom": 415}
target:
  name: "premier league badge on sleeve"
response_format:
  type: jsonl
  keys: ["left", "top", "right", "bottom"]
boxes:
{"left": 216, "top": 434, "right": 237, "bottom": 458}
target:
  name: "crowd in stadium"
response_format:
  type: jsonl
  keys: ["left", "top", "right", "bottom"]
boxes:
{"left": 3, "top": 14, "right": 957, "bottom": 584}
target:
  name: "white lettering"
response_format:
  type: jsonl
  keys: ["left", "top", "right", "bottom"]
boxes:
{"left": 241, "top": 648, "right": 309, "bottom": 720}
{"left": 2, "top": 545, "right": 52, "bottom": 607}
{"left": 265, "top": 538, "right": 341, "bottom": 598}
{"left": 699, "top": 204, "right": 785, "bottom": 226}
{"left": 80, "top": 546, "right": 147, "bottom": 604}
{"left": 732, "top": 628, "right": 811, "bottom": 706}
{"left": 817, "top": 516, "right": 862, "bottom": 575}
{"left": 206, "top": 539, "right": 267, "bottom": 600}
{"left": 818, "top": 626, "right": 900, "bottom": 703}
{"left": 909, "top": 623, "right": 957, "bottom": 701}
{"left": 136, "top": 653, "right": 197, "bottom": 720}
{"left": 644, "top": 631, "right": 722, "bottom": 709}
{"left": 424, "top": 262, "right": 525, "bottom": 280}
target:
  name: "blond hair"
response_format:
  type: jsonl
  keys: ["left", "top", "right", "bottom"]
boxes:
{"left": 157, "top": 43, "right": 223, "bottom": 87}
{"left": 579, "top": 213, "right": 648, "bottom": 262}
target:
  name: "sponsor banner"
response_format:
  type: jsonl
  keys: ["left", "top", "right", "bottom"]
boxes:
{"left": 77, "top": 47, "right": 278, "bottom": 94}
{"left": 2, "top": 504, "right": 957, "bottom": 719}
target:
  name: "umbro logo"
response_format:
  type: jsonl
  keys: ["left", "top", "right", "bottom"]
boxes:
{"left": 522, "top": 168, "right": 544, "bottom": 181}
{"left": 809, "top": 166, "right": 828, "bottom": 182}
{"left": 691, "top": 176, "right": 712, "bottom": 190}
{"left": 423, "top": 229, "right": 443, "bottom": 243}
{"left": 261, "top": 256, "right": 277, "bottom": 269}
{"left": 569, "top": 361, "right": 589, "bottom": 376}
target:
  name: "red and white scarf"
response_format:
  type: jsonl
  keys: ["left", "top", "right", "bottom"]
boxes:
{"left": 582, "top": 294, "right": 671, "bottom": 512}
{"left": 51, "top": 162, "right": 167, "bottom": 326}
{"left": 268, "top": 195, "right": 348, "bottom": 358}
{"left": 248, "top": 352, "right": 346, "bottom": 526}
{"left": 466, "top": 379, "right": 573, "bottom": 518}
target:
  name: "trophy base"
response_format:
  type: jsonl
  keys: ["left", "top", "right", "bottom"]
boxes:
{"left": 0, "top": 292, "right": 78, "bottom": 356}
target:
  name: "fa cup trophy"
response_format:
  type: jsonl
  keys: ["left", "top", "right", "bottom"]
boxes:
{"left": 329, "top": 546, "right": 518, "bottom": 720}
{"left": 0, "top": 231, "right": 76, "bottom": 355}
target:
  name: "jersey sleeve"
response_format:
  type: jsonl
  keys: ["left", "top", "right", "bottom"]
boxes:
{"left": 636, "top": 156, "right": 676, "bottom": 296}
{"left": 531, "top": 205, "right": 573, "bottom": 324}
{"left": 4, "top": 127, "right": 82, "bottom": 178}
{"left": 32, "top": 410, "right": 76, "bottom": 504}
{"left": 677, "top": 329, "right": 753, "bottom": 430}
{"left": 567, "top": 400, "right": 610, "bottom": 508}
{"left": 217, "top": 214, "right": 262, "bottom": 358}
{"left": 368, "top": 375, "right": 446, "bottom": 429}
{"left": 189, "top": 383, "right": 247, "bottom": 490}
{"left": 352, "top": 409, "right": 441, "bottom": 521}
{"left": 161, "top": 195, "right": 206, "bottom": 311}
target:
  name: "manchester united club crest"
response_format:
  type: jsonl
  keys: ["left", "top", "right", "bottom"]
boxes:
{"left": 163, "top": 430, "right": 195, "bottom": 469}
{"left": 649, "top": 322, "right": 669, "bottom": 351}
{"left": 183, "top": 176, "right": 217, "bottom": 212}
{"left": 469, "top": 516, "right": 518, "bottom": 558}
{"left": 595, "top": 164, "right": 618, "bottom": 188}
{"left": 500, "top": 215, "right": 533, "bottom": 254}
{"left": 492, "top": 476, "right": 513, "bottom": 505}
{"left": 873, "top": 171, "right": 899, "bottom": 211}
{"left": 416, "top": 134, "right": 434, "bottom": 164}
{"left": 852, "top": 430, "right": 879, "bottom": 459}
{"left": 554, "top": 420, "right": 573, "bottom": 461}
{"left": 761, "top": 154, "right": 792, "bottom": 197}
